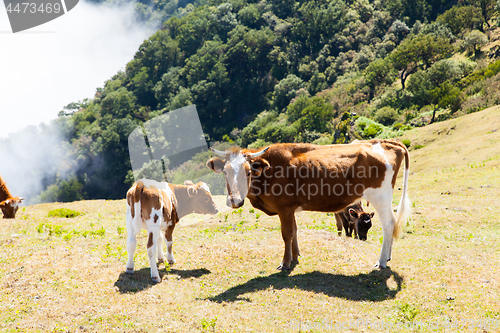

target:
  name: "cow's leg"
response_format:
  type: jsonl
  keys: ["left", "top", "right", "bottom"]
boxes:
{"left": 291, "top": 217, "right": 300, "bottom": 264}
{"left": 277, "top": 209, "right": 295, "bottom": 270}
{"left": 363, "top": 195, "right": 395, "bottom": 269}
{"left": 147, "top": 229, "right": 162, "bottom": 283}
{"left": 157, "top": 233, "right": 166, "bottom": 266}
{"left": 125, "top": 208, "right": 139, "bottom": 274}
{"left": 163, "top": 224, "right": 176, "bottom": 265}
{"left": 376, "top": 206, "right": 396, "bottom": 268}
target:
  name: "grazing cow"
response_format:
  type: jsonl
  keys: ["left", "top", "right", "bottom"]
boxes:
{"left": 207, "top": 139, "right": 411, "bottom": 270}
{"left": 125, "top": 179, "right": 218, "bottom": 283}
{"left": 335, "top": 201, "right": 375, "bottom": 241}
{"left": 0, "top": 175, "right": 24, "bottom": 219}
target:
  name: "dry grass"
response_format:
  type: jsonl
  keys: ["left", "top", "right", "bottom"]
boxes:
{"left": 1, "top": 107, "right": 500, "bottom": 332}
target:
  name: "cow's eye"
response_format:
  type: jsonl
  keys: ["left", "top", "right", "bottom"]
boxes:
{"left": 247, "top": 171, "right": 251, "bottom": 177}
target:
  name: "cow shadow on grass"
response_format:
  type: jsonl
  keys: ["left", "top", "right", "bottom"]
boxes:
{"left": 208, "top": 268, "right": 403, "bottom": 303}
{"left": 114, "top": 267, "right": 211, "bottom": 294}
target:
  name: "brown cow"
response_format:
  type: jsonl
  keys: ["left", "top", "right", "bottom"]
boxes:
{"left": 125, "top": 179, "right": 218, "bottom": 283}
{"left": 0, "top": 175, "right": 24, "bottom": 219}
{"left": 335, "top": 201, "right": 375, "bottom": 241}
{"left": 207, "top": 139, "right": 411, "bottom": 270}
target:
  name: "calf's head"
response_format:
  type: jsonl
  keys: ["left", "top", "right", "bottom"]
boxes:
{"left": 184, "top": 180, "right": 219, "bottom": 214}
{"left": 207, "top": 147, "right": 269, "bottom": 208}
{"left": 0, "top": 197, "right": 24, "bottom": 219}
{"left": 349, "top": 208, "right": 375, "bottom": 241}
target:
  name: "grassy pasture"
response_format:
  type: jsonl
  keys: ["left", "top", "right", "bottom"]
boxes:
{"left": 1, "top": 108, "right": 500, "bottom": 332}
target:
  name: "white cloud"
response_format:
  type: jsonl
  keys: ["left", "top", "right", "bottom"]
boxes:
{"left": 0, "top": 0, "right": 154, "bottom": 138}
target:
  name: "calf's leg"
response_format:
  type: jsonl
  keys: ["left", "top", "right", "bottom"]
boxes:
{"left": 125, "top": 208, "right": 140, "bottom": 274}
{"left": 157, "top": 233, "right": 166, "bottom": 265}
{"left": 147, "top": 229, "right": 162, "bottom": 283}
{"left": 163, "top": 224, "right": 176, "bottom": 264}
{"left": 335, "top": 213, "right": 343, "bottom": 236}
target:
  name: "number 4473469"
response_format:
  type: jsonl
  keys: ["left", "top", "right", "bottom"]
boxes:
{"left": 6, "top": 2, "right": 62, "bottom": 14}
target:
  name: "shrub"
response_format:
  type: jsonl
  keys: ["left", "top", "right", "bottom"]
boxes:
{"left": 47, "top": 208, "right": 83, "bottom": 218}
{"left": 401, "top": 139, "right": 411, "bottom": 148}
{"left": 374, "top": 106, "right": 398, "bottom": 126}
{"left": 363, "top": 123, "right": 383, "bottom": 138}
{"left": 393, "top": 123, "right": 412, "bottom": 131}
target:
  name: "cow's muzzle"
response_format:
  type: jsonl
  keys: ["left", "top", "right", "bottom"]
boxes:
{"left": 227, "top": 196, "right": 244, "bottom": 208}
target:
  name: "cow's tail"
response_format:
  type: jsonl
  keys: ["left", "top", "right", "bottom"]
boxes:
{"left": 394, "top": 143, "right": 411, "bottom": 239}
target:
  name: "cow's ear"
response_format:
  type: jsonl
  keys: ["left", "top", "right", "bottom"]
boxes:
{"left": 19, "top": 197, "right": 24, "bottom": 202}
{"left": 0, "top": 201, "right": 6, "bottom": 208}
{"left": 187, "top": 186, "right": 198, "bottom": 197}
{"left": 207, "top": 158, "right": 224, "bottom": 174}
{"left": 348, "top": 208, "right": 359, "bottom": 219}
{"left": 370, "top": 212, "right": 375, "bottom": 218}
{"left": 184, "top": 180, "right": 195, "bottom": 186}
{"left": 250, "top": 158, "right": 270, "bottom": 177}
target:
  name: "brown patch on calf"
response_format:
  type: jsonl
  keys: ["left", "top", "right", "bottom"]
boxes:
{"left": 154, "top": 214, "right": 158, "bottom": 223}
{"left": 140, "top": 187, "right": 162, "bottom": 222}
{"left": 147, "top": 232, "right": 154, "bottom": 248}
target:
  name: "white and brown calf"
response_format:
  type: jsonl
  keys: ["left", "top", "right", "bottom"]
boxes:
{"left": 125, "top": 179, "right": 218, "bottom": 283}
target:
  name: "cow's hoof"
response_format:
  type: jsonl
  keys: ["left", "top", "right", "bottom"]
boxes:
{"left": 291, "top": 259, "right": 299, "bottom": 264}
{"left": 125, "top": 267, "right": 134, "bottom": 274}
{"left": 277, "top": 264, "right": 290, "bottom": 271}
{"left": 374, "top": 261, "right": 387, "bottom": 269}
{"left": 167, "top": 259, "right": 176, "bottom": 265}
{"left": 152, "top": 276, "right": 162, "bottom": 283}
{"left": 157, "top": 259, "right": 165, "bottom": 267}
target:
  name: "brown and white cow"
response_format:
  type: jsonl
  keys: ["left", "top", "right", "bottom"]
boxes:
{"left": 0, "top": 175, "right": 24, "bottom": 219}
{"left": 207, "top": 139, "right": 411, "bottom": 270}
{"left": 125, "top": 179, "right": 218, "bottom": 283}
{"left": 335, "top": 201, "right": 374, "bottom": 241}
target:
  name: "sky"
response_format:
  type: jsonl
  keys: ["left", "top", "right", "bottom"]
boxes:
{"left": 0, "top": 0, "right": 154, "bottom": 138}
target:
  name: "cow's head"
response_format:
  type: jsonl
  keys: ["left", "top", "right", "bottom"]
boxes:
{"left": 349, "top": 208, "right": 375, "bottom": 241}
{"left": 0, "top": 197, "right": 24, "bottom": 219}
{"left": 184, "top": 180, "right": 218, "bottom": 214}
{"left": 206, "top": 147, "right": 269, "bottom": 208}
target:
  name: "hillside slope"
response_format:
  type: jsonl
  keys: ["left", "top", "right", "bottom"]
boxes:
{"left": 399, "top": 106, "right": 500, "bottom": 173}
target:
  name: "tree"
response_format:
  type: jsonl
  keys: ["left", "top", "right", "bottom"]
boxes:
{"left": 430, "top": 82, "right": 462, "bottom": 123}
{"left": 389, "top": 33, "right": 454, "bottom": 89}
{"left": 364, "top": 58, "right": 396, "bottom": 95}
{"left": 272, "top": 74, "right": 304, "bottom": 111}
{"left": 467, "top": 0, "right": 497, "bottom": 30}
{"left": 463, "top": 30, "right": 488, "bottom": 57}
{"left": 436, "top": 5, "right": 482, "bottom": 36}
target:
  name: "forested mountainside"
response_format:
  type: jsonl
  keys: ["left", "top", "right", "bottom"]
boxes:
{"left": 9, "top": 0, "right": 500, "bottom": 202}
